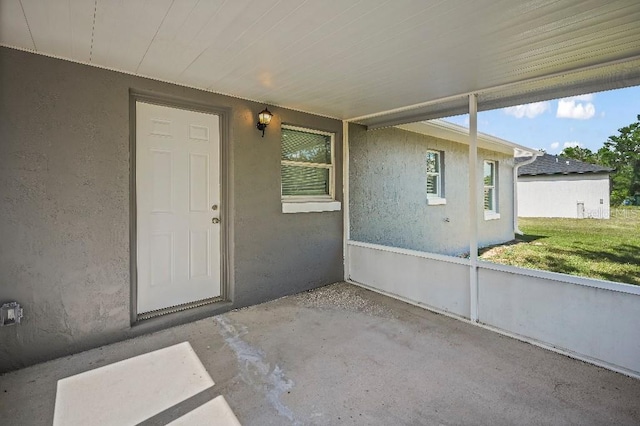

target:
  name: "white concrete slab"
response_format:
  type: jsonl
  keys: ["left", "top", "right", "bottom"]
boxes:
{"left": 53, "top": 341, "right": 214, "bottom": 426}
{"left": 168, "top": 395, "right": 241, "bottom": 426}
{"left": 5, "top": 283, "right": 640, "bottom": 425}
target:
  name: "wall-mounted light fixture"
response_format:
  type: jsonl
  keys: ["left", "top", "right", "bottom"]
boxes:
{"left": 256, "top": 107, "right": 273, "bottom": 137}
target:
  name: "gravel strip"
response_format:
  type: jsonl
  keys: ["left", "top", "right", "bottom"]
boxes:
{"left": 293, "top": 282, "right": 397, "bottom": 319}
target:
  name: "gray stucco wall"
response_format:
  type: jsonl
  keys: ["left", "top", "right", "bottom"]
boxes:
{"left": 0, "top": 47, "right": 343, "bottom": 373}
{"left": 349, "top": 124, "right": 513, "bottom": 256}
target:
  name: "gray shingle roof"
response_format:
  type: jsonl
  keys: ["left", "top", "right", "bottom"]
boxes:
{"left": 516, "top": 153, "right": 613, "bottom": 176}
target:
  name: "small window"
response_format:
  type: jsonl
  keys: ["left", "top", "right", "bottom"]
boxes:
{"left": 426, "top": 151, "right": 441, "bottom": 197}
{"left": 281, "top": 125, "right": 339, "bottom": 212}
{"left": 484, "top": 160, "right": 499, "bottom": 219}
{"left": 426, "top": 151, "right": 446, "bottom": 205}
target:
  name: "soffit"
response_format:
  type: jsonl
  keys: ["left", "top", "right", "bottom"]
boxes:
{"left": 2, "top": 0, "right": 640, "bottom": 123}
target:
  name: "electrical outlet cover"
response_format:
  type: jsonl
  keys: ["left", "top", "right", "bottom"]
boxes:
{"left": 0, "top": 302, "right": 23, "bottom": 326}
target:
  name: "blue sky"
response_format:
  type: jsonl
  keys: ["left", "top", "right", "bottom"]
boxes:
{"left": 443, "top": 86, "right": 640, "bottom": 154}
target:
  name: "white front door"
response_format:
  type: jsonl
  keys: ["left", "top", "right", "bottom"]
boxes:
{"left": 136, "top": 101, "right": 221, "bottom": 314}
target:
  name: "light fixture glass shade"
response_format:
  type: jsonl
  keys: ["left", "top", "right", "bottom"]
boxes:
{"left": 258, "top": 108, "right": 273, "bottom": 125}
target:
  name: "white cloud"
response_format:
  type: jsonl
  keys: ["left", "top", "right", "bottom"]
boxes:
{"left": 550, "top": 142, "right": 560, "bottom": 150}
{"left": 563, "top": 141, "right": 583, "bottom": 149}
{"left": 556, "top": 99, "right": 595, "bottom": 119}
{"left": 503, "top": 101, "right": 550, "bottom": 118}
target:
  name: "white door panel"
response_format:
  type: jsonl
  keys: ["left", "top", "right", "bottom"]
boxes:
{"left": 136, "top": 102, "right": 221, "bottom": 314}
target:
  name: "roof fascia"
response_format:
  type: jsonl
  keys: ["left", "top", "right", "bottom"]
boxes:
{"left": 396, "top": 119, "right": 541, "bottom": 156}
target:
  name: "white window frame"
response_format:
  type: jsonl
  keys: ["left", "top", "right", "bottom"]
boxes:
{"left": 483, "top": 160, "right": 500, "bottom": 220}
{"left": 426, "top": 150, "right": 446, "bottom": 205}
{"left": 281, "top": 124, "right": 340, "bottom": 213}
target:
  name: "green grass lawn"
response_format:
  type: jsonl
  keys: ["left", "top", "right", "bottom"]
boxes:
{"left": 480, "top": 207, "right": 640, "bottom": 286}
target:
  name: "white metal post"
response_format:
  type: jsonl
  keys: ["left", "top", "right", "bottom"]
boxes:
{"left": 469, "top": 94, "right": 479, "bottom": 322}
{"left": 342, "top": 120, "right": 350, "bottom": 281}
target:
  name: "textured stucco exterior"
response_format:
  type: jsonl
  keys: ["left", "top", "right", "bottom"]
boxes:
{"left": 0, "top": 47, "right": 343, "bottom": 372}
{"left": 518, "top": 174, "right": 610, "bottom": 219}
{"left": 349, "top": 124, "right": 514, "bottom": 256}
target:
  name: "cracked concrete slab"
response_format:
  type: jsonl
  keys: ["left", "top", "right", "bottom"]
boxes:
{"left": 1, "top": 282, "right": 639, "bottom": 425}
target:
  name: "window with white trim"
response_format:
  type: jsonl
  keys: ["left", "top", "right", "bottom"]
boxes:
{"left": 483, "top": 160, "right": 499, "bottom": 219}
{"left": 426, "top": 151, "right": 442, "bottom": 197}
{"left": 281, "top": 125, "right": 340, "bottom": 213}
{"left": 426, "top": 150, "right": 445, "bottom": 205}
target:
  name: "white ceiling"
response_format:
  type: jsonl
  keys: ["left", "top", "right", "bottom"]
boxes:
{"left": 2, "top": 0, "right": 640, "bottom": 124}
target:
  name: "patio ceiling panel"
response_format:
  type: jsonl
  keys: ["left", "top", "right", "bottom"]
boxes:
{"left": 1, "top": 0, "right": 639, "bottom": 122}
{"left": 358, "top": 55, "right": 640, "bottom": 129}
{"left": 90, "top": 0, "right": 175, "bottom": 72}
{"left": 18, "top": 0, "right": 95, "bottom": 61}
{"left": 296, "top": 0, "right": 640, "bottom": 118}
{"left": 477, "top": 57, "right": 640, "bottom": 112}
{"left": 135, "top": 1, "right": 253, "bottom": 82}
{"left": 0, "top": 0, "right": 36, "bottom": 49}
{"left": 195, "top": 0, "right": 369, "bottom": 95}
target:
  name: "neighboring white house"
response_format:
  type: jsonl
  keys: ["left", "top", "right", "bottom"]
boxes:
{"left": 517, "top": 154, "right": 613, "bottom": 219}
{"left": 349, "top": 120, "right": 538, "bottom": 256}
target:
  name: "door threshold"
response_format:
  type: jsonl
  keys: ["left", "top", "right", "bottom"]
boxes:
{"left": 137, "top": 297, "right": 224, "bottom": 321}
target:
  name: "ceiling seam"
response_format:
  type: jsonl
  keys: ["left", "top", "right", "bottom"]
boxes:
{"left": 89, "top": 0, "right": 97, "bottom": 62}
{"left": 175, "top": 1, "right": 232, "bottom": 79}
{"left": 135, "top": 0, "right": 175, "bottom": 73}
{"left": 160, "top": 0, "right": 228, "bottom": 82}
{"left": 67, "top": 0, "right": 72, "bottom": 56}
{"left": 171, "top": 0, "right": 201, "bottom": 44}
{"left": 18, "top": 0, "right": 36, "bottom": 51}
{"left": 178, "top": 0, "right": 227, "bottom": 58}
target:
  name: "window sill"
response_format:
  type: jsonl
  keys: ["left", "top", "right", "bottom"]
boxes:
{"left": 282, "top": 201, "right": 341, "bottom": 214}
{"left": 427, "top": 197, "right": 446, "bottom": 206}
{"left": 484, "top": 211, "right": 501, "bottom": 221}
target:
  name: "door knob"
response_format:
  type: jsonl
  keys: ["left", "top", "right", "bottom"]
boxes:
{"left": 212, "top": 217, "right": 220, "bottom": 224}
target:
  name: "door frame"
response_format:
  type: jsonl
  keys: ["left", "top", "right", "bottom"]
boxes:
{"left": 129, "top": 90, "right": 232, "bottom": 324}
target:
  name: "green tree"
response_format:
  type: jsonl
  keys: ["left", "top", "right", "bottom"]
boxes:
{"left": 597, "top": 115, "right": 640, "bottom": 205}
{"left": 560, "top": 146, "right": 597, "bottom": 164}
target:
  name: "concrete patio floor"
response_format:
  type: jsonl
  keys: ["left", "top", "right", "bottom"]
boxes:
{"left": 1, "top": 282, "right": 639, "bottom": 425}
